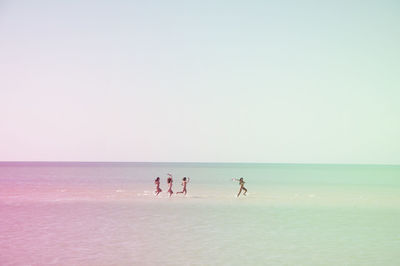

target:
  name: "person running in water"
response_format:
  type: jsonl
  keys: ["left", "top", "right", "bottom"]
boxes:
{"left": 176, "top": 177, "right": 190, "bottom": 195}
{"left": 154, "top": 177, "right": 162, "bottom": 196}
{"left": 233, "top": 177, "right": 247, "bottom": 197}
{"left": 167, "top": 173, "right": 173, "bottom": 197}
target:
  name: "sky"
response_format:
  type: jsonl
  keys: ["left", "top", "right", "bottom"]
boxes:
{"left": 0, "top": 0, "right": 399, "bottom": 164}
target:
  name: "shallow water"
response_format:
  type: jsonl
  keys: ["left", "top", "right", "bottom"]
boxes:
{"left": 0, "top": 163, "right": 399, "bottom": 265}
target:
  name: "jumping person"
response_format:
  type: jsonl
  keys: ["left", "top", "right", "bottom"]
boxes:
{"left": 154, "top": 177, "right": 162, "bottom": 196}
{"left": 167, "top": 173, "right": 173, "bottom": 197}
{"left": 176, "top": 177, "right": 190, "bottom": 195}
{"left": 233, "top": 177, "right": 247, "bottom": 197}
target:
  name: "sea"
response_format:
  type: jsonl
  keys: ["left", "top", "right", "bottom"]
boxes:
{"left": 0, "top": 162, "right": 399, "bottom": 266}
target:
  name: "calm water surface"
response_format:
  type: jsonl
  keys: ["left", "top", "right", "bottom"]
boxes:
{"left": 0, "top": 163, "right": 399, "bottom": 265}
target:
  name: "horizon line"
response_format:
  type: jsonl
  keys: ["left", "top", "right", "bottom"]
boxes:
{"left": 0, "top": 161, "right": 399, "bottom": 167}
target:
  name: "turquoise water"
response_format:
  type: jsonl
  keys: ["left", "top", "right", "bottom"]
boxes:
{"left": 0, "top": 163, "right": 399, "bottom": 265}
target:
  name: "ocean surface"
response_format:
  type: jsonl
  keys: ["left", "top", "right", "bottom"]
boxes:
{"left": 0, "top": 162, "right": 399, "bottom": 266}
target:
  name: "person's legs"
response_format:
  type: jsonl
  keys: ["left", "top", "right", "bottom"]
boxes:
{"left": 237, "top": 188, "right": 243, "bottom": 197}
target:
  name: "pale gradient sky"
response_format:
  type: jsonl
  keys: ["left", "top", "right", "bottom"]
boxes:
{"left": 1, "top": 0, "right": 399, "bottom": 164}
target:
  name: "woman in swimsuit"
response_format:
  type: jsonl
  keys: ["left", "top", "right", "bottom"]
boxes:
{"left": 167, "top": 173, "right": 173, "bottom": 197}
{"left": 154, "top": 177, "right": 162, "bottom": 196}
{"left": 233, "top": 177, "right": 247, "bottom": 197}
{"left": 176, "top": 177, "right": 190, "bottom": 195}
